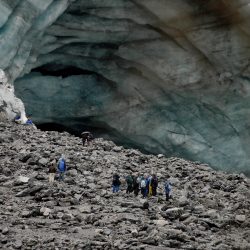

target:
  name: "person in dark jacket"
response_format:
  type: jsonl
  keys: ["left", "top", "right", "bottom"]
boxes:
{"left": 133, "top": 173, "right": 140, "bottom": 196}
{"left": 48, "top": 159, "right": 57, "bottom": 183}
{"left": 151, "top": 174, "right": 158, "bottom": 196}
{"left": 145, "top": 174, "right": 151, "bottom": 197}
{"left": 126, "top": 172, "right": 134, "bottom": 193}
{"left": 81, "top": 131, "right": 93, "bottom": 146}
{"left": 112, "top": 173, "right": 121, "bottom": 193}
{"left": 57, "top": 155, "right": 66, "bottom": 181}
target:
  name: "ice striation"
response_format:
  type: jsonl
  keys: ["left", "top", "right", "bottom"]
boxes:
{"left": 0, "top": 0, "right": 250, "bottom": 175}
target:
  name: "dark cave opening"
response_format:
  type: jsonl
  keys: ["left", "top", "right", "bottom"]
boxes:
{"left": 36, "top": 122, "right": 115, "bottom": 139}
{"left": 36, "top": 122, "right": 151, "bottom": 155}
{"left": 32, "top": 65, "right": 94, "bottom": 78}
{"left": 37, "top": 123, "right": 80, "bottom": 136}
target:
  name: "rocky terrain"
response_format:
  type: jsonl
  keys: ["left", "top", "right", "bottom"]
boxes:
{"left": 0, "top": 122, "right": 249, "bottom": 249}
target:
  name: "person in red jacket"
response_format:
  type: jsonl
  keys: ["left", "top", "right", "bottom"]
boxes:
{"left": 57, "top": 155, "right": 66, "bottom": 181}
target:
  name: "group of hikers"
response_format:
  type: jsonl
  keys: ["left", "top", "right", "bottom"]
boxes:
{"left": 48, "top": 155, "right": 67, "bottom": 182}
{"left": 113, "top": 172, "right": 172, "bottom": 201}
{"left": 14, "top": 114, "right": 33, "bottom": 125}
{"left": 14, "top": 117, "right": 172, "bottom": 201}
{"left": 47, "top": 155, "right": 172, "bottom": 201}
{"left": 47, "top": 132, "right": 93, "bottom": 182}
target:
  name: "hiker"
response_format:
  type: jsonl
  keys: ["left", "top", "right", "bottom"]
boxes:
{"left": 145, "top": 174, "right": 151, "bottom": 197}
{"left": 140, "top": 177, "right": 147, "bottom": 198}
{"left": 14, "top": 115, "right": 22, "bottom": 124}
{"left": 14, "top": 114, "right": 27, "bottom": 124}
{"left": 81, "top": 131, "right": 93, "bottom": 146}
{"left": 57, "top": 154, "right": 66, "bottom": 181}
{"left": 151, "top": 174, "right": 158, "bottom": 196}
{"left": 48, "top": 159, "right": 57, "bottom": 183}
{"left": 126, "top": 172, "right": 134, "bottom": 193}
{"left": 165, "top": 180, "right": 172, "bottom": 201}
{"left": 25, "top": 115, "right": 33, "bottom": 125}
{"left": 133, "top": 173, "right": 140, "bottom": 196}
{"left": 14, "top": 114, "right": 33, "bottom": 125}
{"left": 112, "top": 173, "right": 121, "bottom": 193}
{"left": 148, "top": 174, "right": 153, "bottom": 197}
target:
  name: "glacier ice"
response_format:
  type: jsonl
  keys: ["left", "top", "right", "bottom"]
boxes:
{"left": 0, "top": 0, "right": 249, "bottom": 175}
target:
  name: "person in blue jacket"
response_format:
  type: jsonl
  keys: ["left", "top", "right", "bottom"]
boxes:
{"left": 57, "top": 154, "right": 66, "bottom": 181}
{"left": 112, "top": 173, "right": 121, "bottom": 193}
{"left": 25, "top": 114, "right": 33, "bottom": 125}
{"left": 26, "top": 118, "right": 33, "bottom": 125}
{"left": 165, "top": 180, "right": 172, "bottom": 201}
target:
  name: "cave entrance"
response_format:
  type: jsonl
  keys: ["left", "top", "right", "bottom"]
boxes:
{"left": 36, "top": 122, "right": 150, "bottom": 154}
{"left": 32, "top": 65, "right": 94, "bottom": 78}
{"left": 36, "top": 123, "right": 80, "bottom": 136}
{"left": 36, "top": 122, "right": 110, "bottom": 139}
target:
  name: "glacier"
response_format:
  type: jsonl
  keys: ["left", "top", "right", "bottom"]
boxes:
{"left": 0, "top": 0, "right": 250, "bottom": 175}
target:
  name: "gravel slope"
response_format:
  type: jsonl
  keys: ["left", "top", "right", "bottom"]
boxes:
{"left": 0, "top": 122, "right": 249, "bottom": 249}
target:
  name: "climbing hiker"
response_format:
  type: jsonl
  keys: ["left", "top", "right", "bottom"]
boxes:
{"left": 81, "top": 131, "right": 93, "bottom": 146}
{"left": 126, "top": 172, "right": 134, "bottom": 193}
{"left": 165, "top": 180, "right": 172, "bottom": 201}
{"left": 57, "top": 154, "right": 66, "bottom": 181}
{"left": 133, "top": 173, "right": 140, "bottom": 196}
{"left": 140, "top": 177, "right": 147, "bottom": 198}
{"left": 15, "top": 114, "right": 34, "bottom": 126}
{"left": 14, "top": 114, "right": 27, "bottom": 124}
{"left": 14, "top": 114, "right": 22, "bottom": 124}
{"left": 151, "top": 174, "right": 158, "bottom": 196}
{"left": 48, "top": 159, "right": 57, "bottom": 183}
{"left": 112, "top": 173, "right": 121, "bottom": 193}
{"left": 25, "top": 115, "right": 33, "bottom": 125}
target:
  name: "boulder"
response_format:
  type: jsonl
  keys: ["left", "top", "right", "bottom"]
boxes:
{"left": 40, "top": 207, "right": 52, "bottom": 217}
{"left": 15, "top": 176, "right": 29, "bottom": 185}
{"left": 162, "top": 207, "right": 184, "bottom": 220}
{"left": 235, "top": 215, "right": 246, "bottom": 223}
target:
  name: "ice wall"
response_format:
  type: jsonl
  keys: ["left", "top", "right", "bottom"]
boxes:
{"left": 0, "top": 0, "right": 250, "bottom": 174}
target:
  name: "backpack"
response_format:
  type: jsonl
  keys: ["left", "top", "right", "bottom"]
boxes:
{"left": 136, "top": 176, "right": 141, "bottom": 184}
{"left": 49, "top": 162, "right": 57, "bottom": 173}
{"left": 141, "top": 179, "right": 146, "bottom": 188}
{"left": 58, "top": 159, "right": 66, "bottom": 172}
{"left": 126, "top": 175, "right": 133, "bottom": 185}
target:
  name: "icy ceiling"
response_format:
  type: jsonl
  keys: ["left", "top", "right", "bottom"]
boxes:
{"left": 0, "top": 0, "right": 250, "bottom": 174}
